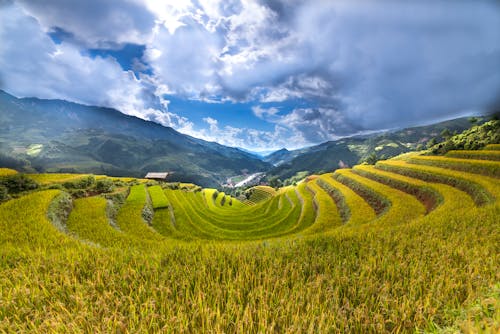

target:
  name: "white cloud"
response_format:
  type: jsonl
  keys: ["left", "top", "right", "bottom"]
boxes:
{"left": 142, "top": 0, "right": 193, "bottom": 34}
{"left": 171, "top": 117, "right": 300, "bottom": 151}
{"left": 144, "top": 0, "right": 500, "bottom": 134}
{"left": 144, "top": 18, "right": 223, "bottom": 97}
{"left": 252, "top": 105, "right": 279, "bottom": 119}
{"left": 2, "top": 0, "right": 500, "bottom": 150}
{"left": 288, "top": 0, "right": 500, "bottom": 129}
{"left": 0, "top": 3, "right": 185, "bottom": 129}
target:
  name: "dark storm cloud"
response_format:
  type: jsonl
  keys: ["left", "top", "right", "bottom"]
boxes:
{"left": 255, "top": 0, "right": 500, "bottom": 133}
{"left": 147, "top": 0, "right": 499, "bottom": 138}
{"left": 17, "top": 0, "right": 156, "bottom": 48}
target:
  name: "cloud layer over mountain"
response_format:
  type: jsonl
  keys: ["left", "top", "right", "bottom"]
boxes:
{"left": 1, "top": 0, "right": 499, "bottom": 150}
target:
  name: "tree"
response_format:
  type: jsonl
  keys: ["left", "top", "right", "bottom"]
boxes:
{"left": 360, "top": 153, "right": 378, "bottom": 165}
{"left": 95, "top": 179, "right": 114, "bottom": 193}
{"left": 427, "top": 138, "right": 437, "bottom": 149}
{"left": 0, "top": 185, "right": 8, "bottom": 201}
{"left": 468, "top": 117, "right": 478, "bottom": 125}
{"left": 0, "top": 174, "right": 38, "bottom": 193}
{"left": 440, "top": 128, "right": 452, "bottom": 139}
{"left": 269, "top": 177, "right": 282, "bottom": 189}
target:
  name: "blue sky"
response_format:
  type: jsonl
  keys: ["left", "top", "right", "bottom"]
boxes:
{"left": 1, "top": 0, "right": 499, "bottom": 152}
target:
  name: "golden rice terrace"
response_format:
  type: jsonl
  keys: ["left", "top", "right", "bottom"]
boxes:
{"left": 0, "top": 147, "right": 499, "bottom": 333}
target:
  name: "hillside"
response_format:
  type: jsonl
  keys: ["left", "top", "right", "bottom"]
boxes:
{"left": 0, "top": 91, "right": 270, "bottom": 187}
{"left": 265, "top": 117, "right": 489, "bottom": 182}
{"left": 0, "top": 146, "right": 499, "bottom": 332}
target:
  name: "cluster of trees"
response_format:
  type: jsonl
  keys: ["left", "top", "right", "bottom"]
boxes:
{"left": 0, "top": 174, "right": 39, "bottom": 201}
{"left": 55, "top": 176, "right": 118, "bottom": 198}
{"left": 359, "top": 153, "right": 384, "bottom": 165}
{"left": 427, "top": 118, "right": 499, "bottom": 154}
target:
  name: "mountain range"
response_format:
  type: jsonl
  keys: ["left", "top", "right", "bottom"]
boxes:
{"left": 263, "top": 117, "right": 484, "bottom": 182}
{"left": 0, "top": 90, "right": 270, "bottom": 187}
{"left": 0, "top": 90, "right": 485, "bottom": 187}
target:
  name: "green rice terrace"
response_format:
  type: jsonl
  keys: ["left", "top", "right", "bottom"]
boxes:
{"left": 0, "top": 146, "right": 499, "bottom": 332}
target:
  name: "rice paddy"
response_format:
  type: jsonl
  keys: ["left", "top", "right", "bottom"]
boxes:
{"left": 0, "top": 152, "right": 499, "bottom": 332}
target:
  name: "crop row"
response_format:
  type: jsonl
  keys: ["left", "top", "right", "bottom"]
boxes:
{"left": 61, "top": 153, "right": 498, "bottom": 242}
{"left": 446, "top": 149, "right": 500, "bottom": 161}
{"left": 1, "top": 152, "right": 499, "bottom": 332}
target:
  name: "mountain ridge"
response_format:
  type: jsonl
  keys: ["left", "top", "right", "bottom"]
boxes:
{"left": 264, "top": 116, "right": 487, "bottom": 182}
{"left": 0, "top": 90, "right": 271, "bottom": 187}
{"left": 0, "top": 90, "right": 491, "bottom": 187}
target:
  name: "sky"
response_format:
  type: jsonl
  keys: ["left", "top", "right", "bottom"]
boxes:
{"left": 0, "top": 0, "right": 499, "bottom": 152}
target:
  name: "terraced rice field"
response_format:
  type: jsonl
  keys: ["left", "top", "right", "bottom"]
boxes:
{"left": 243, "top": 185, "right": 277, "bottom": 205}
{"left": 0, "top": 152, "right": 499, "bottom": 332}
{"left": 0, "top": 168, "right": 18, "bottom": 176}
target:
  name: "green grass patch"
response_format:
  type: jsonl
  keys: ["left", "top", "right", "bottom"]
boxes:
{"left": 147, "top": 185, "right": 169, "bottom": 209}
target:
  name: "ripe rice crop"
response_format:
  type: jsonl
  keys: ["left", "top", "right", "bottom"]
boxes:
{"left": 1, "top": 151, "right": 499, "bottom": 332}
{"left": 409, "top": 155, "right": 500, "bottom": 178}
{"left": 446, "top": 149, "right": 500, "bottom": 161}
{"left": 27, "top": 173, "right": 105, "bottom": 185}
{"left": 0, "top": 168, "right": 18, "bottom": 176}
{"left": 484, "top": 144, "right": 500, "bottom": 150}
{"left": 317, "top": 173, "right": 376, "bottom": 226}
{"left": 334, "top": 169, "right": 426, "bottom": 226}
{"left": 376, "top": 160, "right": 498, "bottom": 205}
{"left": 353, "top": 165, "right": 442, "bottom": 213}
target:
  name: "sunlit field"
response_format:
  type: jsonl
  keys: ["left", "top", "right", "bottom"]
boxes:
{"left": 1, "top": 151, "right": 498, "bottom": 333}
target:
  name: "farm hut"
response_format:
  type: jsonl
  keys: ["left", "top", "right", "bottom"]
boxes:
{"left": 144, "top": 172, "right": 169, "bottom": 181}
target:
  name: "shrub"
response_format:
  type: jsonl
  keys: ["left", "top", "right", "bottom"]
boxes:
{"left": 142, "top": 205, "right": 154, "bottom": 225}
{"left": 0, "top": 185, "right": 8, "bottom": 201}
{"left": 95, "top": 179, "right": 115, "bottom": 193}
{"left": 48, "top": 183, "right": 64, "bottom": 190}
{"left": 359, "top": 152, "right": 379, "bottom": 165}
{"left": 128, "top": 179, "right": 140, "bottom": 186}
{"left": 77, "top": 175, "right": 95, "bottom": 188}
{"left": 268, "top": 177, "right": 282, "bottom": 188}
{"left": 70, "top": 189, "right": 87, "bottom": 198}
{"left": 427, "top": 138, "right": 438, "bottom": 149}
{"left": 164, "top": 182, "right": 180, "bottom": 190}
{"left": 113, "top": 180, "right": 127, "bottom": 187}
{"left": 63, "top": 175, "right": 95, "bottom": 189}
{"left": 0, "top": 174, "right": 39, "bottom": 193}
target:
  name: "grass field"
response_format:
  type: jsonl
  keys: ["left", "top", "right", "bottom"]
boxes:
{"left": 0, "top": 152, "right": 499, "bottom": 332}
